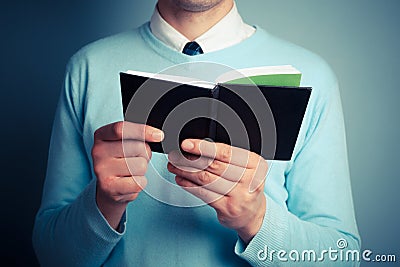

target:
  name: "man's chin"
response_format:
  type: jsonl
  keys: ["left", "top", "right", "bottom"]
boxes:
{"left": 171, "top": 0, "right": 225, "bottom": 12}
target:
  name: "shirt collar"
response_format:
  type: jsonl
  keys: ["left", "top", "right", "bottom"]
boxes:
{"left": 150, "top": 2, "right": 255, "bottom": 53}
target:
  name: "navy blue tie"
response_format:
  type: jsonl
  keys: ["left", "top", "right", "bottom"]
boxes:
{"left": 182, "top": 41, "right": 204, "bottom": 56}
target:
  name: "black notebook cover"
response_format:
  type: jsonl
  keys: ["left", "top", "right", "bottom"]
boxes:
{"left": 120, "top": 72, "right": 311, "bottom": 160}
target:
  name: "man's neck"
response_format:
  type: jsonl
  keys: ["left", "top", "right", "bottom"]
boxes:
{"left": 157, "top": 0, "right": 234, "bottom": 41}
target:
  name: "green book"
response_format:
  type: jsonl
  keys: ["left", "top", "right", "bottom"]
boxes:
{"left": 121, "top": 65, "right": 310, "bottom": 160}
{"left": 216, "top": 65, "right": 302, "bottom": 87}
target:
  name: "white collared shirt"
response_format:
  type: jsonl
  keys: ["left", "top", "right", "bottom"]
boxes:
{"left": 150, "top": 2, "right": 255, "bottom": 53}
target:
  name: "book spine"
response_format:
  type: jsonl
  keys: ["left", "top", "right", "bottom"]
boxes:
{"left": 208, "top": 86, "right": 220, "bottom": 141}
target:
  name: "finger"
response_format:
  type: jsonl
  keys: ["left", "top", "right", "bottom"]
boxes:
{"left": 168, "top": 150, "right": 212, "bottom": 171}
{"left": 168, "top": 163, "right": 238, "bottom": 195}
{"left": 115, "top": 193, "right": 140, "bottom": 203}
{"left": 94, "top": 121, "right": 164, "bottom": 142}
{"left": 111, "top": 176, "right": 147, "bottom": 196}
{"left": 123, "top": 140, "right": 152, "bottom": 160}
{"left": 168, "top": 150, "right": 247, "bottom": 182}
{"left": 96, "top": 140, "right": 152, "bottom": 160}
{"left": 124, "top": 157, "right": 149, "bottom": 176}
{"left": 181, "top": 139, "right": 261, "bottom": 168}
{"left": 95, "top": 157, "right": 148, "bottom": 178}
{"left": 175, "top": 176, "right": 225, "bottom": 207}
{"left": 248, "top": 159, "right": 268, "bottom": 193}
{"left": 170, "top": 154, "right": 268, "bottom": 192}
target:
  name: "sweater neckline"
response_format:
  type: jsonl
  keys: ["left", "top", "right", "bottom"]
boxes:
{"left": 139, "top": 22, "right": 268, "bottom": 64}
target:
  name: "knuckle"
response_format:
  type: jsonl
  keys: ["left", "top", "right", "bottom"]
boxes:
{"left": 241, "top": 151, "right": 253, "bottom": 165}
{"left": 93, "top": 161, "right": 107, "bottom": 178}
{"left": 220, "top": 146, "right": 232, "bottom": 162}
{"left": 134, "top": 176, "right": 147, "bottom": 190}
{"left": 113, "top": 121, "right": 124, "bottom": 139}
{"left": 94, "top": 128, "right": 101, "bottom": 140}
{"left": 91, "top": 144, "right": 103, "bottom": 160}
{"left": 236, "top": 169, "right": 247, "bottom": 182}
{"left": 249, "top": 151, "right": 259, "bottom": 159}
{"left": 136, "top": 123, "right": 146, "bottom": 138}
{"left": 248, "top": 152, "right": 259, "bottom": 163}
{"left": 135, "top": 157, "right": 148, "bottom": 175}
{"left": 144, "top": 143, "right": 152, "bottom": 160}
{"left": 199, "top": 171, "right": 211, "bottom": 184}
{"left": 243, "top": 192, "right": 254, "bottom": 203}
{"left": 97, "top": 176, "right": 114, "bottom": 194}
{"left": 198, "top": 187, "right": 209, "bottom": 198}
{"left": 112, "top": 194, "right": 124, "bottom": 202}
{"left": 127, "top": 193, "right": 139, "bottom": 202}
{"left": 93, "top": 124, "right": 108, "bottom": 140}
{"left": 258, "top": 155, "right": 267, "bottom": 165}
{"left": 254, "top": 182, "right": 265, "bottom": 193}
{"left": 208, "top": 160, "right": 220, "bottom": 171}
{"left": 130, "top": 175, "right": 141, "bottom": 185}
{"left": 261, "top": 159, "right": 269, "bottom": 171}
{"left": 255, "top": 160, "right": 268, "bottom": 178}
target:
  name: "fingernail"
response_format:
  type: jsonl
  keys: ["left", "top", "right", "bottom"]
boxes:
{"left": 152, "top": 131, "right": 164, "bottom": 141}
{"left": 181, "top": 140, "right": 194, "bottom": 150}
{"left": 168, "top": 152, "right": 178, "bottom": 162}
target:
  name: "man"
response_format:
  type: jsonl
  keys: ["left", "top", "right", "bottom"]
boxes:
{"left": 33, "top": 0, "right": 360, "bottom": 266}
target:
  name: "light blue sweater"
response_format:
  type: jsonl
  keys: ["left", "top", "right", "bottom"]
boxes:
{"left": 33, "top": 23, "right": 360, "bottom": 266}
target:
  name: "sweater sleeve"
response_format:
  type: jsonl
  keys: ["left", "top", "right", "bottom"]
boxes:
{"left": 235, "top": 68, "right": 361, "bottom": 266}
{"left": 32, "top": 57, "right": 126, "bottom": 267}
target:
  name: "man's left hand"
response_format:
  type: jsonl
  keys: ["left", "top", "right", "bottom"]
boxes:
{"left": 167, "top": 139, "right": 268, "bottom": 244}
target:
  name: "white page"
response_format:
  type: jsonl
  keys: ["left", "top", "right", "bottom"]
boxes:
{"left": 125, "top": 70, "right": 215, "bottom": 89}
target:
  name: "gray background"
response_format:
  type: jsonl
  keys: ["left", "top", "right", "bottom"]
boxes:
{"left": 1, "top": 0, "right": 398, "bottom": 266}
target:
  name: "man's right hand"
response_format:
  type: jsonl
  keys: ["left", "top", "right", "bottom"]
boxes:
{"left": 92, "top": 121, "right": 164, "bottom": 230}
